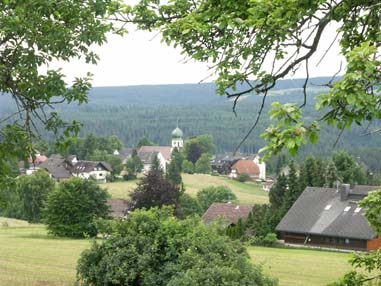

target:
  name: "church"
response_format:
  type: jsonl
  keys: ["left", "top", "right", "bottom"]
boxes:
{"left": 137, "top": 124, "right": 184, "bottom": 173}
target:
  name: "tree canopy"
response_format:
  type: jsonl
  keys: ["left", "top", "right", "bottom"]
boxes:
{"left": 0, "top": 0, "right": 123, "bottom": 177}
{"left": 77, "top": 207, "right": 277, "bottom": 286}
{"left": 125, "top": 0, "right": 381, "bottom": 157}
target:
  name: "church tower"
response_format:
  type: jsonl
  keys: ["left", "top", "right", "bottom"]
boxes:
{"left": 171, "top": 122, "right": 183, "bottom": 149}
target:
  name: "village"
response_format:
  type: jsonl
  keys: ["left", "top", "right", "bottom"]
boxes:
{"left": 1, "top": 1, "right": 381, "bottom": 286}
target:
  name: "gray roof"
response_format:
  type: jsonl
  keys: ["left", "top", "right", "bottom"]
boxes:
{"left": 117, "top": 148, "right": 133, "bottom": 163}
{"left": 107, "top": 199, "right": 128, "bottom": 218}
{"left": 276, "top": 186, "right": 379, "bottom": 240}
{"left": 70, "top": 161, "right": 112, "bottom": 173}
{"left": 39, "top": 155, "right": 72, "bottom": 179}
{"left": 211, "top": 152, "right": 258, "bottom": 164}
{"left": 138, "top": 150, "right": 159, "bottom": 164}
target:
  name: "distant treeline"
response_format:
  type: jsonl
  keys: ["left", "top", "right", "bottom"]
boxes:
{"left": 1, "top": 77, "right": 381, "bottom": 172}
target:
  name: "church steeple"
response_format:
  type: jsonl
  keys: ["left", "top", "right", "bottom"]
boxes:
{"left": 171, "top": 120, "right": 183, "bottom": 148}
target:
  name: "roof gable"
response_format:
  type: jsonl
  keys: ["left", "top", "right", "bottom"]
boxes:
{"left": 138, "top": 146, "right": 172, "bottom": 161}
{"left": 202, "top": 203, "right": 253, "bottom": 225}
{"left": 232, "top": 160, "right": 260, "bottom": 176}
{"left": 276, "top": 186, "right": 379, "bottom": 240}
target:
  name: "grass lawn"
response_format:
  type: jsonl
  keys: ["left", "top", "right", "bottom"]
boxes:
{"left": 0, "top": 224, "right": 357, "bottom": 286}
{"left": 102, "top": 173, "right": 269, "bottom": 205}
{"left": 0, "top": 224, "right": 89, "bottom": 286}
{"left": 249, "top": 246, "right": 354, "bottom": 286}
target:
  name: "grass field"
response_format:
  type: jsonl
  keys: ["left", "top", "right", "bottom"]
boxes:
{"left": 0, "top": 225, "right": 89, "bottom": 286}
{"left": 102, "top": 173, "right": 269, "bottom": 205}
{"left": 249, "top": 246, "right": 354, "bottom": 286}
{"left": 0, "top": 224, "right": 357, "bottom": 286}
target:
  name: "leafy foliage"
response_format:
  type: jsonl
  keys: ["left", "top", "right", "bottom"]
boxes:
{"left": 76, "top": 207, "right": 277, "bottom": 286}
{"left": 43, "top": 177, "right": 110, "bottom": 237}
{"left": 195, "top": 153, "right": 211, "bottom": 174}
{"left": 0, "top": 170, "right": 54, "bottom": 223}
{"left": 176, "top": 193, "right": 203, "bottom": 219}
{"left": 126, "top": 0, "right": 381, "bottom": 159}
{"left": 125, "top": 149, "right": 144, "bottom": 179}
{"left": 130, "top": 157, "right": 181, "bottom": 211}
{"left": 196, "top": 186, "right": 237, "bottom": 212}
{"left": 0, "top": 0, "right": 123, "bottom": 177}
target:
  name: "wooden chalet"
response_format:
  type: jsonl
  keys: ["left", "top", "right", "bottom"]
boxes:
{"left": 276, "top": 184, "right": 381, "bottom": 251}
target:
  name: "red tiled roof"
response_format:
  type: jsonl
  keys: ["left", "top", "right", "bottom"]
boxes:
{"left": 232, "top": 159, "right": 260, "bottom": 176}
{"left": 202, "top": 203, "right": 253, "bottom": 225}
{"left": 28, "top": 155, "right": 48, "bottom": 164}
{"left": 138, "top": 146, "right": 172, "bottom": 161}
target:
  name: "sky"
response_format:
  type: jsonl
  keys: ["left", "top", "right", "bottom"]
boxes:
{"left": 49, "top": 22, "right": 345, "bottom": 87}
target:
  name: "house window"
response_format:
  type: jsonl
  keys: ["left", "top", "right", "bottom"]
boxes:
{"left": 99, "top": 173, "right": 103, "bottom": 177}
{"left": 344, "top": 206, "right": 351, "bottom": 212}
{"left": 345, "top": 238, "right": 350, "bottom": 244}
{"left": 324, "top": 205, "right": 332, "bottom": 210}
{"left": 354, "top": 207, "right": 361, "bottom": 213}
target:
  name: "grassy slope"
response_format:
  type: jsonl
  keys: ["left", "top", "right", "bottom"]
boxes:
{"left": 0, "top": 225, "right": 89, "bottom": 286}
{"left": 249, "top": 246, "right": 354, "bottom": 286}
{"left": 0, "top": 224, "right": 356, "bottom": 286}
{"left": 102, "top": 174, "right": 269, "bottom": 205}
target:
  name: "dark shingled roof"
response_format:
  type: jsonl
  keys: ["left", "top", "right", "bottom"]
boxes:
{"left": 276, "top": 186, "right": 380, "bottom": 240}
{"left": 70, "top": 161, "right": 112, "bottom": 173}
{"left": 138, "top": 150, "right": 160, "bottom": 164}
{"left": 202, "top": 203, "right": 253, "bottom": 225}
{"left": 107, "top": 199, "right": 128, "bottom": 218}
{"left": 39, "top": 155, "right": 72, "bottom": 179}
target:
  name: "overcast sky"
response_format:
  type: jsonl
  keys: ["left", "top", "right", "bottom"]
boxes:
{"left": 49, "top": 22, "right": 344, "bottom": 87}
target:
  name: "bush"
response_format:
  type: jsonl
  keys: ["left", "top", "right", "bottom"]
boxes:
{"left": 248, "top": 233, "right": 278, "bottom": 247}
{"left": 237, "top": 173, "right": 250, "bottom": 182}
{"left": 196, "top": 186, "right": 237, "bottom": 212}
{"left": 181, "top": 160, "right": 194, "bottom": 174}
{"left": 0, "top": 170, "right": 54, "bottom": 223}
{"left": 43, "top": 177, "right": 110, "bottom": 238}
{"left": 76, "top": 207, "right": 277, "bottom": 286}
{"left": 176, "top": 193, "right": 203, "bottom": 219}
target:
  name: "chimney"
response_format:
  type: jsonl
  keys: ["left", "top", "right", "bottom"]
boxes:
{"left": 340, "top": 184, "right": 350, "bottom": 201}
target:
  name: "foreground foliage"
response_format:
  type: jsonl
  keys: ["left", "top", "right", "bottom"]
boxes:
{"left": 126, "top": 0, "right": 381, "bottom": 158}
{"left": 0, "top": 0, "right": 123, "bottom": 178}
{"left": 333, "top": 190, "right": 381, "bottom": 285}
{"left": 77, "top": 207, "right": 277, "bottom": 286}
{"left": 43, "top": 178, "right": 110, "bottom": 237}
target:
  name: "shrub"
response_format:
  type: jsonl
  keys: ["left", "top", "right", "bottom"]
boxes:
{"left": 43, "top": 177, "right": 110, "bottom": 238}
{"left": 237, "top": 173, "right": 250, "bottom": 182}
{"left": 196, "top": 186, "right": 237, "bottom": 212}
{"left": 181, "top": 159, "right": 194, "bottom": 174}
{"left": 76, "top": 207, "right": 277, "bottom": 286}
{"left": 248, "top": 233, "right": 278, "bottom": 247}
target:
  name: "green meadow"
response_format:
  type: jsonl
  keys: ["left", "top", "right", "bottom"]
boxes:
{"left": 0, "top": 222, "right": 355, "bottom": 286}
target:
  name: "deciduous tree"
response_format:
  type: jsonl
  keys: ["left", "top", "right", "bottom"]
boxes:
{"left": 126, "top": 0, "right": 381, "bottom": 158}
{"left": 0, "top": 0, "right": 123, "bottom": 178}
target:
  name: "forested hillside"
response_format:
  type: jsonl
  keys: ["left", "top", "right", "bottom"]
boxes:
{"left": 1, "top": 77, "right": 381, "bottom": 170}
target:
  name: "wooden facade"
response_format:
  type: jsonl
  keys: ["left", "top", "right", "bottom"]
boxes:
{"left": 281, "top": 232, "right": 376, "bottom": 251}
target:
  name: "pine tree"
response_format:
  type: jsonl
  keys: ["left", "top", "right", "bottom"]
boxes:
{"left": 303, "top": 156, "right": 317, "bottom": 187}
{"left": 166, "top": 149, "right": 183, "bottom": 186}
{"left": 325, "top": 160, "right": 338, "bottom": 188}
{"left": 281, "top": 160, "right": 302, "bottom": 214}
{"left": 269, "top": 174, "right": 287, "bottom": 210}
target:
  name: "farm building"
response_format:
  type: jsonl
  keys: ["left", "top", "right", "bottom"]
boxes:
{"left": 202, "top": 202, "right": 253, "bottom": 226}
{"left": 276, "top": 184, "right": 381, "bottom": 251}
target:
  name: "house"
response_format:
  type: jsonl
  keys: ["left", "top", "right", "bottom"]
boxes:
{"left": 115, "top": 148, "right": 134, "bottom": 164}
{"left": 276, "top": 184, "right": 381, "bottom": 251}
{"left": 70, "top": 160, "right": 112, "bottom": 183}
{"left": 39, "top": 154, "right": 72, "bottom": 181}
{"left": 138, "top": 149, "right": 167, "bottom": 173}
{"left": 18, "top": 151, "right": 48, "bottom": 175}
{"left": 202, "top": 202, "right": 253, "bottom": 225}
{"left": 40, "top": 154, "right": 112, "bottom": 183}
{"left": 211, "top": 152, "right": 266, "bottom": 180}
{"left": 229, "top": 159, "right": 260, "bottom": 180}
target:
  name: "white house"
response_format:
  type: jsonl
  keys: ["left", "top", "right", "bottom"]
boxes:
{"left": 70, "top": 160, "right": 112, "bottom": 183}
